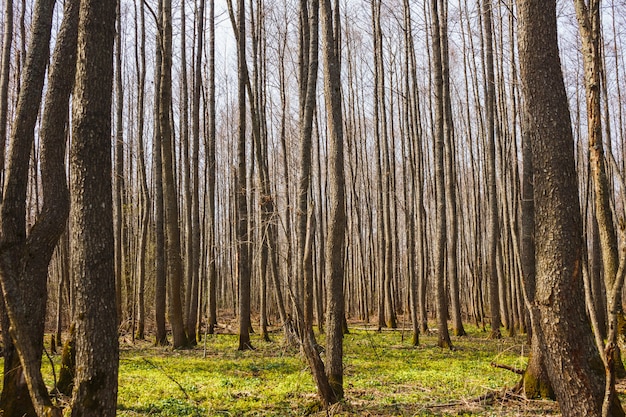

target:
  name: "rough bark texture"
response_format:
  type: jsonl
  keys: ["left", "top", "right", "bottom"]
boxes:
{"left": 517, "top": 1, "right": 623, "bottom": 415}
{"left": 69, "top": 0, "right": 119, "bottom": 412}
{"left": 520, "top": 110, "right": 554, "bottom": 400}
{"left": 0, "top": 0, "right": 77, "bottom": 413}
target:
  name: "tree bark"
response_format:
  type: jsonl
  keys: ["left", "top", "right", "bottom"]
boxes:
{"left": 430, "top": 0, "right": 452, "bottom": 350}
{"left": 159, "top": 0, "right": 189, "bottom": 350}
{"left": 0, "top": 0, "right": 77, "bottom": 413}
{"left": 321, "top": 0, "right": 346, "bottom": 401}
{"left": 69, "top": 0, "right": 118, "bottom": 412}
{"left": 517, "top": 1, "right": 624, "bottom": 415}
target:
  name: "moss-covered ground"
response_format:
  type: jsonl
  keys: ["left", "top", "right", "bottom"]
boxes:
{"left": 9, "top": 324, "right": 567, "bottom": 416}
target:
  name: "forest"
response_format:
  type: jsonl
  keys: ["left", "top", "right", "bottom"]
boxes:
{"left": 0, "top": 0, "right": 624, "bottom": 415}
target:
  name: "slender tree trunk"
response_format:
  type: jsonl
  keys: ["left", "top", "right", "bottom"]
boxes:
{"left": 160, "top": 0, "right": 189, "bottom": 349}
{"left": 574, "top": 0, "right": 626, "bottom": 380}
{"left": 430, "top": 0, "right": 452, "bottom": 350}
{"left": 114, "top": 0, "right": 126, "bottom": 326}
{"left": 0, "top": 0, "right": 12, "bottom": 186}
{"left": 321, "top": 0, "right": 346, "bottom": 401}
{"left": 153, "top": 0, "right": 168, "bottom": 347}
{"left": 134, "top": 0, "right": 148, "bottom": 340}
{"left": 482, "top": 0, "right": 501, "bottom": 340}
{"left": 235, "top": 0, "right": 253, "bottom": 351}
{"left": 206, "top": 0, "right": 218, "bottom": 335}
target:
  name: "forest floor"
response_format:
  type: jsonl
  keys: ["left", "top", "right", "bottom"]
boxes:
{"left": 110, "top": 321, "right": 563, "bottom": 416}
{"left": 7, "top": 320, "right": 578, "bottom": 416}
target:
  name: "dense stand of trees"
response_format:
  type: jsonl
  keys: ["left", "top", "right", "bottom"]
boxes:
{"left": 0, "top": 0, "right": 625, "bottom": 414}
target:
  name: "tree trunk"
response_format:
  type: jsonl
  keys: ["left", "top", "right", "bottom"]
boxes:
{"left": 0, "top": 0, "right": 77, "bottom": 413}
{"left": 430, "top": 0, "right": 452, "bottom": 350}
{"left": 320, "top": 0, "right": 346, "bottom": 401}
{"left": 69, "top": 0, "right": 118, "bottom": 412}
{"left": 235, "top": 0, "right": 253, "bottom": 351}
{"left": 482, "top": 0, "right": 501, "bottom": 340}
{"left": 517, "top": 1, "right": 623, "bottom": 415}
{"left": 160, "top": 0, "right": 189, "bottom": 350}
{"left": 206, "top": 0, "right": 218, "bottom": 335}
{"left": 153, "top": 0, "right": 168, "bottom": 347}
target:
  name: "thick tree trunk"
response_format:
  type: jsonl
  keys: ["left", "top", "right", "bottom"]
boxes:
{"left": 517, "top": 1, "right": 624, "bottom": 415}
{"left": 69, "top": 0, "right": 118, "bottom": 412}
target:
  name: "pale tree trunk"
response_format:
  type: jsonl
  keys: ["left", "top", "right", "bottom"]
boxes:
{"left": 482, "top": 0, "right": 501, "bottom": 340}
{"left": 0, "top": 0, "right": 11, "bottom": 184}
{"left": 574, "top": 0, "right": 626, "bottom": 381}
{"left": 0, "top": 0, "right": 77, "bottom": 413}
{"left": 180, "top": 0, "right": 194, "bottom": 345}
{"left": 517, "top": 1, "right": 623, "bottom": 415}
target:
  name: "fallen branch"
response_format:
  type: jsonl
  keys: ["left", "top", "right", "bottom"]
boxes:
{"left": 491, "top": 362, "right": 524, "bottom": 375}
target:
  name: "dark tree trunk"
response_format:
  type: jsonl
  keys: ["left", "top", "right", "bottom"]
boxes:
{"left": 517, "top": 1, "right": 624, "bottom": 415}
{"left": 69, "top": 0, "right": 118, "bottom": 412}
{"left": 236, "top": 0, "right": 253, "bottom": 351}
{"left": 0, "top": 0, "right": 78, "bottom": 413}
{"left": 321, "top": 0, "right": 346, "bottom": 401}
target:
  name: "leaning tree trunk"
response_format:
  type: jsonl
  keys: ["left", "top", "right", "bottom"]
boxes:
{"left": 0, "top": 0, "right": 78, "bottom": 413}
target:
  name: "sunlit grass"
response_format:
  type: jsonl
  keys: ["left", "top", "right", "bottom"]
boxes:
{"left": 2, "top": 324, "right": 540, "bottom": 416}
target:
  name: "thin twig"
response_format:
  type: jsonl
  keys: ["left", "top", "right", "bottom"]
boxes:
{"left": 142, "top": 358, "right": 189, "bottom": 399}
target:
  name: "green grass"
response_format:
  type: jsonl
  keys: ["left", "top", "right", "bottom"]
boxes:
{"left": 4, "top": 325, "right": 558, "bottom": 416}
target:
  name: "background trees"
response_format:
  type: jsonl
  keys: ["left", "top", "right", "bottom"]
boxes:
{"left": 1, "top": 0, "right": 626, "bottom": 414}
